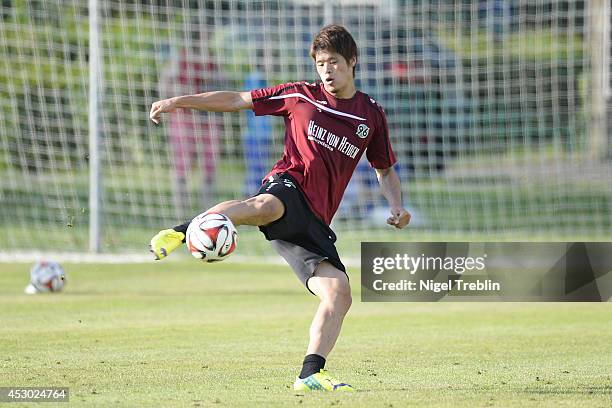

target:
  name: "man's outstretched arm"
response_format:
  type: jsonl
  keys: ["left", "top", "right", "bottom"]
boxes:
{"left": 149, "top": 91, "right": 253, "bottom": 124}
{"left": 374, "top": 166, "right": 411, "bottom": 229}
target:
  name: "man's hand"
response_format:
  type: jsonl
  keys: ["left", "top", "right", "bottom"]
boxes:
{"left": 387, "top": 207, "right": 411, "bottom": 229}
{"left": 373, "top": 167, "right": 411, "bottom": 229}
{"left": 149, "top": 98, "right": 177, "bottom": 124}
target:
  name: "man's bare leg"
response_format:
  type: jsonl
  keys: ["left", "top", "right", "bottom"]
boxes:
{"left": 206, "top": 194, "right": 284, "bottom": 227}
{"left": 150, "top": 194, "right": 284, "bottom": 260}
{"left": 298, "top": 261, "right": 352, "bottom": 379}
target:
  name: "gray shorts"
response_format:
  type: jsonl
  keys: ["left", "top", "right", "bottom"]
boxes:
{"left": 270, "top": 240, "right": 349, "bottom": 296}
{"left": 257, "top": 173, "right": 347, "bottom": 295}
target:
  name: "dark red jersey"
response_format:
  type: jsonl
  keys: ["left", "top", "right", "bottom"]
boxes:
{"left": 251, "top": 82, "right": 396, "bottom": 225}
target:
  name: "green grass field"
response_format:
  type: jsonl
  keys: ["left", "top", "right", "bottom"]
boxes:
{"left": 1, "top": 261, "right": 611, "bottom": 407}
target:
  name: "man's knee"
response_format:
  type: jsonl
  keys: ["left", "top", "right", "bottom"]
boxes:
{"left": 323, "top": 286, "right": 352, "bottom": 316}
{"left": 243, "top": 194, "right": 284, "bottom": 226}
{"left": 310, "top": 262, "right": 352, "bottom": 315}
{"left": 332, "top": 290, "right": 352, "bottom": 316}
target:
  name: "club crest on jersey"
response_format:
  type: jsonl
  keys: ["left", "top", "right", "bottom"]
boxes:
{"left": 356, "top": 124, "right": 370, "bottom": 139}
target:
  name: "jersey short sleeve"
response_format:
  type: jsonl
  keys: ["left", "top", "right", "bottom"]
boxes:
{"left": 250, "top": 82, "right": 303, "bottom": 117}
{"left": 366, "top": 108, "right": 397, "bottom": 169}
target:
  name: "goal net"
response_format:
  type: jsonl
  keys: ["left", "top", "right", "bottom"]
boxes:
{"left": 1, "top": 0, "right": 610, "bottom": 257}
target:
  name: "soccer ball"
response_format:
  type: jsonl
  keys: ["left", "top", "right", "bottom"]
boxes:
{"left": 24, "top": 260, "right": 66, "bottom": 294}
{"left": 186, "top": 212, "right": 238, "bottom": 262}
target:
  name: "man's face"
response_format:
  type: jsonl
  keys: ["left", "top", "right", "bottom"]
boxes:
{"left": 315, "top": 50, "right": 356, "bottom": 96}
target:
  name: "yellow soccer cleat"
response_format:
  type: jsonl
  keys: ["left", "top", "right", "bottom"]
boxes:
{"left": 149, "top": 229, "right": 185, "bottom": 260}
{"left": 293, "top": 370, "right": 355, "bottom": 392}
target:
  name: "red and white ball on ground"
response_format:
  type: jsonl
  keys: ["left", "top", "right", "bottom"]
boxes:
{"left": 186, "top": 212, "right": 238, "bottom": 262}
{"left": 24, "top": 260, "right": 66, "bottom": 294}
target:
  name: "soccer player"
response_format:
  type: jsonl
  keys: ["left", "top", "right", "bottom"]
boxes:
{"left": 149, "top": 25, "right": 411, "bottom": 391}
